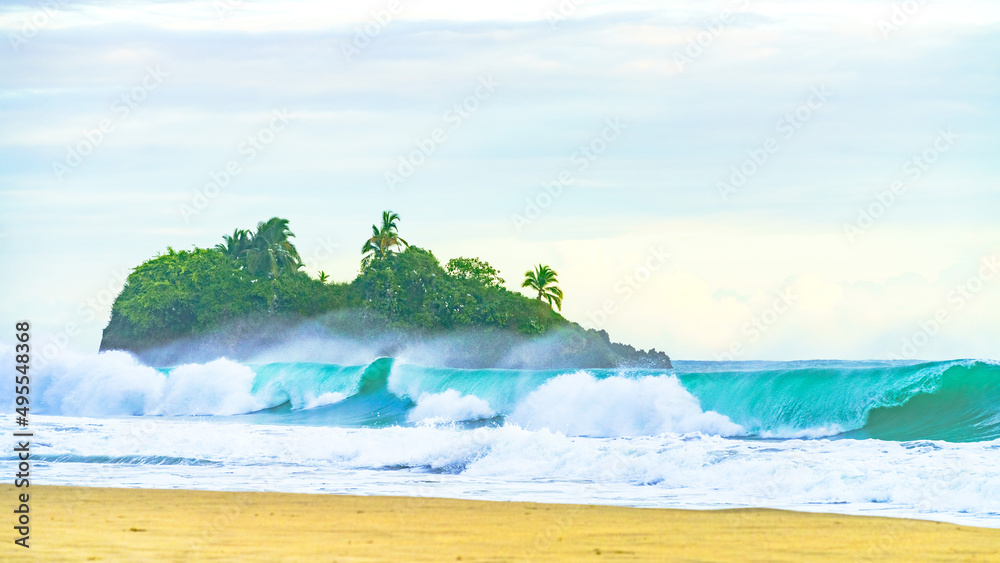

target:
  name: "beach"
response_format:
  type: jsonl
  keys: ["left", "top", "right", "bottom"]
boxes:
{"left": 5, "top": 1, "right": 999, "bottom": 562}
{"left": 5, "top": 485, "right": 999, "bottom": 562}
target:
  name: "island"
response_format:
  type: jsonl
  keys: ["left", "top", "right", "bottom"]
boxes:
{"left": 100, "top": 213, "right": 671, "bottom": 369}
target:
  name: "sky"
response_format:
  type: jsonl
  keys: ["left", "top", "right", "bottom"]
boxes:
{"left": 0, "top": 0, "right": 998, "bottom": 361}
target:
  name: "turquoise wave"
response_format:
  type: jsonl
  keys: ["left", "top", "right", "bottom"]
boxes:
{"left": 678, "top": 360, "right": 1000, "bottom": 442}
{"left": 231, "top": 358, "right": 1000, "bottom": 443}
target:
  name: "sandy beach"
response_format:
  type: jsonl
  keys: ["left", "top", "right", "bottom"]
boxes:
{"left": 3, "top": 485, "right": 998, "bottom": 562}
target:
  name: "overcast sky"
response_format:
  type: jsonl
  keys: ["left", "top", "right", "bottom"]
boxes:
{"left": 1, "top": 0, "right": 998, "bottom": 361}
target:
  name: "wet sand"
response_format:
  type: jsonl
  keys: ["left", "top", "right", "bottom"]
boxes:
{"left": 4, "top": 485, "right": 998, "bottom": 561}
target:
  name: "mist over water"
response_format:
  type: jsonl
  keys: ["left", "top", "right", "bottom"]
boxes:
{"left": 112, "top": 315, "right": 664, "bottom": 372}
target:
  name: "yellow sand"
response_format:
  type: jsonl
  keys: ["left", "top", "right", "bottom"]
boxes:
{"left": 3, "top": 485, "right": 998, "bottom": 562}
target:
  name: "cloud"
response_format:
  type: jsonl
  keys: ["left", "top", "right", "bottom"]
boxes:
{"left": 1, "top": 0, "right": 997, "bottom": 360}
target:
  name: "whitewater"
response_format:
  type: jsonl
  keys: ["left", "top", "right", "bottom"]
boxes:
{"left": 3, "top": 348, "right": 999, "bottom": 527}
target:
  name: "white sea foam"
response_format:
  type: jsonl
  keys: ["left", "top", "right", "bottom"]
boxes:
{"left": 302, "top": 392, "right": 348, "bottom": 410}
{"left": 0, "top": 349, "right": 281, "bottom": 416}
{"left": 5, "top": 347, "right": 999, "bottom": 528}
{"left": 155, "top": 358, "right": 270, "bottom": 416}
{"left": 758, "top": 425, "right": 847, "bottom": 439}
{"left": 407, "top": 389, "right": 496, "bottom": 423}
{"left": 16, "top": 415, "right": 1000, "bottom": 527}
{"left": 17, "top": 350, "right": 165, "bottom": 416}
{"left": 509, "top": 371, "right": 744, "bottom": 437}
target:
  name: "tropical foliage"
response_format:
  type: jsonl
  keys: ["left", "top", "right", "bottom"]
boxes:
{"left": 522, "top": 264, "right": 563, "bottom": 310}
{"left": 247, "top": 218, "right": 303, "bottom": 278}
{"left": 446, "top": 257, "right": 505, "bottom": 289}
{"left": 215, "top": 228, "right": 252, "bottom": 259}
{"left": 103, "top": 212, "right": 569, "bottom": 350}
{"left": 213, "top": 218, "right": 303, "bottom": 279}
{"left": 351, "top": 246, "right": 561, "bottom": 333}
{"left": 361, "top": 210, "right": 408, "bottom": 268}
{"left": 102, "top": 212, "right": 672, "bottom": 368}
{"left": 103, "top": 246, "right": 350, "bottom": 349}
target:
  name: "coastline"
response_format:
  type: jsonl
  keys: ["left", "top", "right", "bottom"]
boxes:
{"left": 5, "top": 485, "right": 998, "bottom": 561}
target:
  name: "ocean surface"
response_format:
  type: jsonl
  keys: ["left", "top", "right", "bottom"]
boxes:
{"left": 3, "top": 349, "right": 999, "bottom": 528}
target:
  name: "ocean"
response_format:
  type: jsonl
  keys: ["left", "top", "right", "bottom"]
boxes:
{"left": 4, "top": 349, "right": 999, "bottom": 528}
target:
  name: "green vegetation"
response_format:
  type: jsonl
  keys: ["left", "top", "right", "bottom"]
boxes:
{"left": 215, "top": 218, "right": 302, "bottom": 279}
{"left": 361, "top": 210, "right": 408, "bottom": 268}
{"left": 104, "top": 212, "right": 564, "bottom": 348}
{"left": 522, "top": 264, "right": 563, "bottom": 311}
{"left": 445, "top": 257, "right": 505, "bottom": 289}
{"left": 101, "top": 211, "right": 670, "bottom": 368}
{"left": 102, "top": 245, "right": 349, "bottom": 349}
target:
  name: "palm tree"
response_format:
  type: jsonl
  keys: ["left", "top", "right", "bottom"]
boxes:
{"left": 522, "top": 264, "right": 563, "bottom": 310}
{"left": 361, "top": 224, "right": 387, "bottom": 266}
{"left": 244, "top": 217, "right": 303, "bottom": 279}
{"left": 362, "top": 210, "right": 409, "bottom": 268}
{"left": 215, "top": 228, "right": 253, "bottom": 260}
{"left": 317, "top": 271, "right": 329, "bottom": 283}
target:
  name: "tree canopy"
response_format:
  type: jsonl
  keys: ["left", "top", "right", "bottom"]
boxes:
{"left": 244, "top": 217, "right": 302, "bottom": 278}
{"left": 102, "top": 213, "right": 568, "bottom": 349}
{"left": 522, "top": 264, "right": 564, "bottom": 311}
{"left": 446, "top": 257, "right": 506, "bottom": 289}
{"left": 362, "top": 210, "right": 408, "bottom": 268}
{"left": 101, "top": 212, "right": 670, "bottom": 368}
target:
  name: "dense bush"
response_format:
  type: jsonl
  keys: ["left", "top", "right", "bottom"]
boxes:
{"left": 103, "top": 245, "right": 565, "bottom": 351}
{"left": 352, "top": 247, "right": 567, "bottom": 333}
{"left": 101, "top": 247, "right": 353, "bottom": 350}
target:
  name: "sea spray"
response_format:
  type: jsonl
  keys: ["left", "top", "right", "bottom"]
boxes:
{"left": 508, "top": 371, "right": 743, "bottom": 437}
{"left": 408, "top": 390, "right": 495, "bottom": 424}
